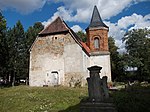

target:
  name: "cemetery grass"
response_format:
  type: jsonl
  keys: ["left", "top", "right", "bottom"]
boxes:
{"left": 113, "top": 84, "right": 150, "bottom": 112}
{"left": 0, "top": 86, "right": 87, "bottom": 112}
{"left": 0, "top": 85, "right": 150, "bottom": 112}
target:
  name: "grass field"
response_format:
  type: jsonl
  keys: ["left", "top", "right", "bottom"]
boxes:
{"left": 0, "top": 86, "right": 87, "bottom": 112}
{"left": 0, "top": 85, "right": 150, "bottom": 112}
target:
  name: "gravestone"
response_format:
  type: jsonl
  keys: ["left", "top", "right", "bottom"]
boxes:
{"left": 80, "top": 66, "right": 117, "bottom": 112}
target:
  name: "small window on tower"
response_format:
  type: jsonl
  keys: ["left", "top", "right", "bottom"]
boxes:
{"left": 94, "top": 37, "right": 100, "bottom": 49}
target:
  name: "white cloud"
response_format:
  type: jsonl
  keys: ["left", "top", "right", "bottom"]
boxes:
{"left": 43, "top": 11, "right": 150, "bottom": 53}
{"left": 107, "top": 13, "right": 150, "bottom": 53}
{"left": 0, "top": 0, "right": 46, "bottom": 14}
{"left": 118, "top": 13, "right": 150, "bottom": 30}
{"left": 71, "top": 25, "right": 82, "bottom": 32}
{"left": 47, "top": 0, "right": 150, "bottom": 24}
{"left": 0, "top": 0, "right": 149, "bottom": 17}
{"left": 42, "top": 6, "right": 74, "bottom": 26}
{"left": 0, "top": 0, "right": 149, "bottom": 53}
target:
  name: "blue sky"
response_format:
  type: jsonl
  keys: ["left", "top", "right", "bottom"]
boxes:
{"left": 1, "top": 0, "right": 150, "bottom": 52}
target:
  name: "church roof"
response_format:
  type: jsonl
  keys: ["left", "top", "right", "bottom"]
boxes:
{"left": 39, "top": 17, "right": 69, "bottom": 35}
{"left": 37, "top": 16, "right": 90, "bottom": 55}
{"left": 88, "top": 6, "right": 108, "bottom": 29}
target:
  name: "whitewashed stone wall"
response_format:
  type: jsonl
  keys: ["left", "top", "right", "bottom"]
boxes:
{"left": 29, "top": 32, "right": 111, "bottom": 87}
{"left": 64, "top": 41, "right": 89, "bottom": 86}
{"left": 29, "top": 34, "right": 66, "bottom": 86}
{"left": 89, "top": 54, "right": 111, "bottom": 82}
{"left": 29, "top": 33, "right": 89, "bottom": 87}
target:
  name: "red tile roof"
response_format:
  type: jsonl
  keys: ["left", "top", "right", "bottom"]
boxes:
{"left": 81, "top": 42, "right": 91, "bottom": 54}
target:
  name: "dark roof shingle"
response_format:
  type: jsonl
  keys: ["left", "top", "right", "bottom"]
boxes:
{"left": 38, "top": 16, "right": 90, "bottom": 55}
{"left": 88, "top": 6, "right": 108, "bottom": 29}
{"left": 39, "top": 17, "right": 69, "bottom": 35}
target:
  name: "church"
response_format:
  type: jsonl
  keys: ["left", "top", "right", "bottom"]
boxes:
{"left": 29, "top": 6, "right": 111, "bottom": 87}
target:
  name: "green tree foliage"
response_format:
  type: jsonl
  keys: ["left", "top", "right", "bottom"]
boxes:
{"left": 123, "top": 28, "right": 150, "bottom": 81}
{"left": 7, "top": 21, "right": 26, "bottom": 81}
{"left": 0, "top": 12, "right": 8, "bottom": 78}
{"left": 76, "top": 31, "right": 87, "bottom": 42}
{"left": 108, "top": 37, "right": 119, "bottom": 80}
{"left": 108, "top": 37, "right": 126, "bottom": 81}
{"left": 6, "top": 21, "right": 44, "bottom": 82}
{"left": 26, "top": 22, "right": 44, "bottom": 49}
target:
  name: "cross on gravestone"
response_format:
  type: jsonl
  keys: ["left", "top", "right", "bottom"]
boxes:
{"left": 87, "top": 65, "right": 109, "bottom": 102}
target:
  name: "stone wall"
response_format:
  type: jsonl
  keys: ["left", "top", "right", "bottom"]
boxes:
{"left": 89, "top": 54, "right": 111, "bottom": 82}
{"left": 64, "top": 42, "right": 89, "bottom": 86}
{"left": 64, "top": 72, "right": 87, "bottom": 87}
{"left": 29, "top": 32, "right": 89, "bottom": 87}
{"left": 29, "top": 33, "right": 72, "bottom": 86}
{"left": 29, "top": 30, "right": 111, "bottom": 87}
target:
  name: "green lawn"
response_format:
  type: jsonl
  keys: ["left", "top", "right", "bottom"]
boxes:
{"left": 0, "top": 85, "right": 150, "bottom": 112}
{"left": 0, "top": 86, "right": 87, "bottom": 112}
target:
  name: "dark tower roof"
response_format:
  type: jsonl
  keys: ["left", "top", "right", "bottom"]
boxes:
{"left": 88, "top": 6, "right": 108, "bottom": 29}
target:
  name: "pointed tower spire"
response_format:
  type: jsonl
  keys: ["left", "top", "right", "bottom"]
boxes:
{"left": 86, "top": 5, "right": 109, "bottom": 52}
{"left": 88, "top": 6, "right": 108, "bottom": 28}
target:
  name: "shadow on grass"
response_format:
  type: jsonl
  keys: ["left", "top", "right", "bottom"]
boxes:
{"left": 58, "top": 103, "right": 80, "bottom": 112}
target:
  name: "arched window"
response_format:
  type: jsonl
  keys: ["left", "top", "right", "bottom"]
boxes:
{"left": 94, "top": 37, "right": 100, "bottom": 49}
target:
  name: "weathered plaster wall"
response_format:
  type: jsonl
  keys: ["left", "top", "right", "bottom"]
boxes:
{"left": 63, "top": 41, "right": 89, "bottom": 86}
{"left": 29, "top": 34, "right": 67, "bottom": 86}
{"left": 29, "top": 33, "right": 89, "bottom": 87}
{"left": 29, "top": 31, "right": 111, "bottom": 87}
{"left": 89, "top": 54, "right": 111, "bottom": 82}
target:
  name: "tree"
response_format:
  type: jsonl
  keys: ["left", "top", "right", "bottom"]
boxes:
{"left": 0, "top": 11, "right": 8, "bottom": 79}
{"left": 108, "top": 37, "right": 126, "bottom": 81}
{"left": 108, "top": 37, "right": 119, "bottom": 81}
{"left": 6, "top": 21, "right": 43, "bottom": 85}
{"left": 25, "top": 22, "right": 44, "bottom": 50}
{"left": 7, "top": 21, "right": 26, "bottom": 85}
{"left": 76, "top": 31, "right": 87, "bottom": 42}
{"left": 123, "top": 28, "right": 150, "bottom": 81}
{"left": 0, "top": 14, "right": 44, "bottom": 85}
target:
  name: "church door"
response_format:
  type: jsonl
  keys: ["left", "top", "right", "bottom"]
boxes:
{"left": 50, "top": 71, "right": 59, "bottom": 85}
{"left": 46, "top": 71, "right": 59, "bottom": 86}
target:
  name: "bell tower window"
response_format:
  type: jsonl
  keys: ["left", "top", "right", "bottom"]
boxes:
{"left": 94, "top": 37, "right": 100, "bottom": 49}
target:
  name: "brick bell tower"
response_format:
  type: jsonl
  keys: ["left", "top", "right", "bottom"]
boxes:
{"left": 86, "top": 6, "right": 111, "bottom": 81}
{"left": 86, "top": 6, "right": 109, "bottom": 54}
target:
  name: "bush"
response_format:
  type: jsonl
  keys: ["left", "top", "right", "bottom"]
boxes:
{"left": 113, "top": 85, "right": 150, "bottom": 112}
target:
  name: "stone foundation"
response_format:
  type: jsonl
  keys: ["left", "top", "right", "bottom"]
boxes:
{"left": 64, "top": 72, "right": 86, "bottom": 87}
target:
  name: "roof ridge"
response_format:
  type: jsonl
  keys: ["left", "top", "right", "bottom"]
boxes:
{"left": 39, "top": 16, "right": 59, "bottom": 34}
{"left": 37, "top": 16, "right": 90, "bottom": 55}
{"left": 39, "top": 16, "right": 69, "bottom": 35}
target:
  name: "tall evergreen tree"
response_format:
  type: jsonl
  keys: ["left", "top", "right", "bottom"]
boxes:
{"left": 108, "top": 37, "right": 126, "bottom": 81}
{"left": 26, "top": 22, "right": 44, "bottom": 49}
{"left": 108, "top": 37, "right": 119, "bottom": 81}
{"left": 0, "top": 12, "right": 8, "bottom": 79}
{"left": 7, "top": 21, "right": 26, "bottom": 84}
